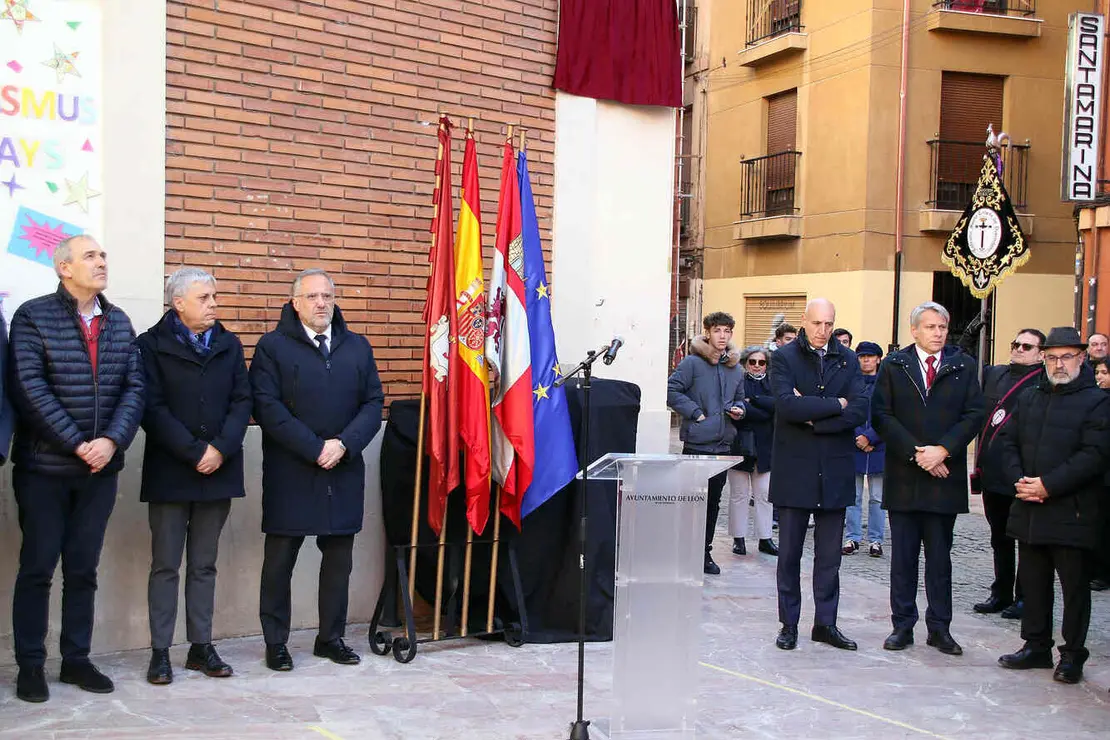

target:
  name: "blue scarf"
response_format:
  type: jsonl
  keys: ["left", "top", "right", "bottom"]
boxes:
{"left": 170, "top": 312, "right": 212, "bottom": 357}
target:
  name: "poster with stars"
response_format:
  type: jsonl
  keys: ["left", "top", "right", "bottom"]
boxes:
{"left": 0, "top": 0, "right": 102, "bottom": 323}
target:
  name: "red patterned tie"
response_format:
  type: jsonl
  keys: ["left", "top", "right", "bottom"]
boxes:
{"left": 925, "top": 355, "right": 937, "bottom": 390}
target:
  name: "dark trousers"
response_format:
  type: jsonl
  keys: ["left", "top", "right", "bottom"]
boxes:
{"left": 889, "top": 511, "right": 956, "bottom": 633}
{"left": 1019, "top": 542, "right": 1091, "bottom": 660}
{"left": 983, "top": 491, "right": 1023, "bottom": 603}
{"left": 148, "top": 500, "right": 232, "bottom": 649}
{"left": 682, "top": 444, "right": 727, "bottom": 553}
{"left": 259, "top": 533, "right": 355, "bottom": 645}
{"left": 1089, "top": 494, "right": 1110, "bottom": 582}
{"left": 776, "top": 506, "right": 845, "bottom": 628}
{"left": 12, "top": 469, "right": 117, "bottom": 668}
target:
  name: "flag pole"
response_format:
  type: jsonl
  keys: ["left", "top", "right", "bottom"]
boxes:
{"left": 409, "top": 123, "right": 449, "bottom": 605}
{"left": 486, "top": 485, "right": 503, "bottom": 632}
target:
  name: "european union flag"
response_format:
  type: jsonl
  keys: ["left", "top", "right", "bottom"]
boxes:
{"left": 518, "top": 150, "right": 578, "bottom": 518}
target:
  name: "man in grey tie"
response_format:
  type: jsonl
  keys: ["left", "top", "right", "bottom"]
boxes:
{"left": 249, "top": 269, "right": 385, "bottom": 671}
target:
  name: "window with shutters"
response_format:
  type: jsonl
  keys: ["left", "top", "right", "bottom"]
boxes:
{"left": 933, "top": 72, "right": 1004, "bottom": 210}
{"left": 740, "top": 90, "right": 801, "bottom": 220}
{"left": 743, "top": 294, "right": 806, "bottom": 348}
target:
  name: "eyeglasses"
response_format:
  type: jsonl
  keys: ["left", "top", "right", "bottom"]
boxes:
{"left": 1044, "top": 353, "right": 1082, "bottom": 365}
{"left": 1011, "top": 342, "right": 1040, "bottom": 352}
{"left": 296, "top": 292, "right": 335, "bottom": 303}
{"left": 747, "top": 359, "right": 767, "bottom": 367}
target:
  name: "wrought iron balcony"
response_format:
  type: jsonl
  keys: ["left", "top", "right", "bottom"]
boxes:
{"left": 932, "top": 0, "right": 1036, "bottom": 17}
{"left": 746, "top": 0, "right": 802, "bottom": 47}
{"left": 739, "top": 151, "right": 801, "bottom": 221}
{"left": 926, "top": 139, "right": 1030, "bottom": 212}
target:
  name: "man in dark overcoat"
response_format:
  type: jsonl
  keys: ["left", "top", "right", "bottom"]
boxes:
{"left": 0, "top": 311, "right": 13, "bottom": 465}
{"left": 972, "top": 328, "right": 1045, "bottom": 620}
{"left": 250, "top": 269, "right": 384, "bottom": 671}
{"left": 137, "top": 267, "right": 252, "bottom": 685}
{"left": 997, "top": 327, "right": 1110, "bottom": 685}
{"left": 872, "top": 301, "right": 983, "bottom": 656}
{"left": 7, "top": 235, "right": 145, "bottom": 702}
{"left": 769, "top": 298, "right": 867, "bottom": 652}
{"left": 667, "top": 310, "right": 748, "bottom": 576}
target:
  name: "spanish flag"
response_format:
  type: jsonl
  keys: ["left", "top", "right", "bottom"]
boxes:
{"left": 454, "top": 128, "right": 492, "bottom": 534}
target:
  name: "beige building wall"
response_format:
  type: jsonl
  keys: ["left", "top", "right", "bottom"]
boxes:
{"left": 704, "top": 0, "right": 1081, "bottom": 350}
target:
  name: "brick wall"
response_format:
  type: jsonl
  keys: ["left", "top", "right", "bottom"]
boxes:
{"left": 165, "top": 0, "right": 558, "bottom": 398}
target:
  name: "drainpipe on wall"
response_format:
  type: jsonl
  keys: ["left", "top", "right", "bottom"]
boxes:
{"left": 890, "top": 0, "right": 911, "bottom": 352}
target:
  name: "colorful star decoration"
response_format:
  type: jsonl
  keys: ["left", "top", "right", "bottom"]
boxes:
{"left": 2, "top": 173, "right": 23, "bottom": 197}
{"left": 1, "top": 1, "right": 40, "bottom": 35}
{"left": 533, "top": 383, "right": 550, "bottom": 401}
{"left": 61, "top": 172, "right": 101, "bottom": 213}
{"left": 19, "top": 214, "right": 71, "bottom": 261}
{"left": 42, "top": 44, "right": 80, "bottom": 84}
{"left": 535, "top": 281, "right": 550, "bottom": 300}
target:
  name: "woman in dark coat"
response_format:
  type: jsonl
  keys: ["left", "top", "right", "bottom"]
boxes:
{"left": 727, "top": 346, "right": 777, "bottom": 556}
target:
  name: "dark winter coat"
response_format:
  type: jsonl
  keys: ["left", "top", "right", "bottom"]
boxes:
{"left": 7, "top": 285, "right": 144, "bottom": 476}
{"left": 1001, "top": 366, "right": 1110, "bottom": 549}
{"left": 732, "top": 372, "right": 774, "bottom": 473}
{"left": 667, "top": 336, "right": 747, "bottom": 454}
{"left": 871, "top": 345, "right": 984, "bottom": 514}
{"left": 0, "top": 313, "right": 13, "bottom": 465}
{"left": 976, "top": 363, "right": 1044, "bottom": 495}
{"left": 768, "top": 329, "right": 868, "bottom": 510}
{"left": 250, "top": 302, "right": 385, "bottom": 536}
{"left": 136, "top": 312, "right": 252, "bottom": 503}
{"left": 854, "top": 373, "right": 885, "bottom": 476}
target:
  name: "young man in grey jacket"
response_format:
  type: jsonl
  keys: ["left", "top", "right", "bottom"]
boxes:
{"left": 668, "top": 311, "right": 747, "bottom": 575}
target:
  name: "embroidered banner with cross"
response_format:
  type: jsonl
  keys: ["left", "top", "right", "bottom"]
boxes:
{"left": 940, "top": 155, "right": 1030, "bottom": 300}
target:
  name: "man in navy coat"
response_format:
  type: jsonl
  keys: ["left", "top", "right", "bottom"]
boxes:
{"left": 0, "top": 312, "right": 13, "bottom": 466}
{"left": 769, "top": 298, "right": 867, "bottom": 651}
{"left": 250, "top": 269, "right": 384, "bottom": 672}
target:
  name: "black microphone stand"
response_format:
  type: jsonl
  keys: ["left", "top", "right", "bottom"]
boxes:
{"left": 554, "top": 347, "right": 607, "bottom": 740}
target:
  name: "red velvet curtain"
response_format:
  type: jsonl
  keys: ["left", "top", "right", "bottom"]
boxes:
{"left": 554, "top": 0, "right": 682, "bottom": 108}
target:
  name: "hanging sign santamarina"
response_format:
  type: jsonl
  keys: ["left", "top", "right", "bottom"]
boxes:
{"left": 941, "top": 155, "right": 1029, "bottom": 300}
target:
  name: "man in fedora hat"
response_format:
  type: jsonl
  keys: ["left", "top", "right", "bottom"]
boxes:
{"left": 997, "top": 327, "right": 1110, "bottom": 685}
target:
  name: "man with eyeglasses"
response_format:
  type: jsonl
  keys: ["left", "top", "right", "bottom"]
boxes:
{"left": 996, "top": 327, "right": 1110, "bottom": 685}
{"left": 971, "top": 329, "right": 1045, "bottom": 622}
{"left": 250, "top": 269, "right": 384, "bottom": 672}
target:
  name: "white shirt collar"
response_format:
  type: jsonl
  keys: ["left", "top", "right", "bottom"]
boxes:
{"left": 302, "top": 322, "right": 332, "bottom": 347}
{"left": 915, "top": 345, "right": 941, "bottom": 366}
{"left": 80, "top": 298, "right": 103, "bottom": 327}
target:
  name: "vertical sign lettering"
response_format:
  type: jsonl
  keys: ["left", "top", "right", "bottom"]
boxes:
{"left": 1063, "top": 13, "right": 1106, "bottom": 201}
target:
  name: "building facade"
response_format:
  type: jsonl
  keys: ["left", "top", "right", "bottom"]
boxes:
{"left": 699, "top": 0, "right": 1080, "bottom": 355}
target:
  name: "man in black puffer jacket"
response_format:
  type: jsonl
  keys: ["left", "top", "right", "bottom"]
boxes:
{"left": 7, "top": 235, "right": 144, "bottom": 703}
{"left": 997, "top": 327, "right": 1110, "bottom": 686}
{"left": 250, "top": 269, "right": 384, "bottom": 672}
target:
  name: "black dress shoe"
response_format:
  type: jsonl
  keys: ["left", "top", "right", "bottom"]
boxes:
{"left": 811, "top": 624, "right": 857, "bottom": 651}
{"left": 926, "top": 630, "right": 962, "bottom": 656}
{"left": 758, "top": 538, "right": 778, "bottom": 556}
{"left": 1054, "top": 658, "right": 1084, "bottom": 684}
{"left": 973, "top": 596, "right": 1012, "bottom": 614}
{"left": 313, "top": 637, "right": 361, "bottom": 665}
{"left": 186, "top": 643, "right": 233, "bottom": 678}
{"left": 265, "top": 643, "right": 294, "bottom": 672}
{"left": 16, "top": 666, "right": 48, "bottom": 703}
{"left": 775, "top": 625, "right": 798, "bottom": 651}
{"left": 703, "top": 553, "right": 721, "bottom": 575}
{"left": 59, "top": 660, "right": 114, "bottom": 694}
{"left": 883, "top": 629, "right": 914, "bottom": 651}
{"left": 1000, "top": 601, "right": 1023, "bottom": 620}
{"left": 998, "top": 646, "right": 1054, "bottom": 670}
{"left": 732, "top": 537, "right": 746, "bottom": 555}
{"left": 147, "top": 648, "right": 173, "bottom": 685}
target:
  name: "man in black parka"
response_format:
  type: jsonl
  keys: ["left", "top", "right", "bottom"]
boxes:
{"left": 769, "top": 298, "right": 867, "bottom": 652}
{"left": 250, "top": 269, "right": 384, "bottom": 672}
{"left": 0, "top": 311, "right": 13, "bottom": 466}
{"left": 997, "top": 327, "right": 1110, "bottom": 685}
{"left": 7, "top": 235, "right": 145, "bottom": 702}
{"left": 872, "top": 301, "right": 983, "bottom": 657}
{"left": 137, "top": 267, "right": 252, "bottom": 685}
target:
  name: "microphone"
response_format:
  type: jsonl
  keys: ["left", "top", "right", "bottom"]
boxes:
{"left": 602, "top": 336, "right": 624, "bottom": 365}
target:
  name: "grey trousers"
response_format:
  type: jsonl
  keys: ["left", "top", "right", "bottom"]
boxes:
{"left": 148, "top": 500, "right": 231, "bottom": 649}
